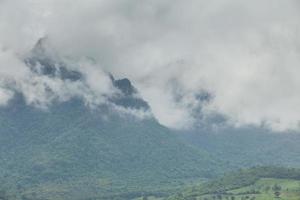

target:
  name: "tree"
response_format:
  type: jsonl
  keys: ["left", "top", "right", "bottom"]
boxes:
{"left": 272, "top": 184, "right": 281, "bottom": 192}
{"left": 272, "top": 184, "right": 281, "bottom": 198}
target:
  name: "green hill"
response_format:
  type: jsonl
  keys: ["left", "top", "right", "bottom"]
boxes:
{"left": 0, "top": 94, "right": 221, "bottom": 200}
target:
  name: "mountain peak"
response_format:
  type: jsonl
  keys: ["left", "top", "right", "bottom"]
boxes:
{"left": 26, "top": 38, "right": 82, "bottom": 81}
{"left": 111, "top": 78, "right": 150, "bottom": 110}
{"left": 21, "top": 38, "right": 150, "bottom": 111}
{"left": 113, "top": 78, "right": 136, "bottom": 96}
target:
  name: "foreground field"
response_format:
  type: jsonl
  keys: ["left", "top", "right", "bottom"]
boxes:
{"left": 167, "top": 167, "right": 300, "bottom": 200}
{"left": 199, "top": 178, "right": 300, "bottom": 200}
{"left": 134, "top": 177, "right": 300, "bottom": 200}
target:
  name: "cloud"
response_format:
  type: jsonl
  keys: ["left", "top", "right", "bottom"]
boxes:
{"left": 0, "top": 44, "right": 115, "bottom": 108}
{"left": 0, "top": 0, "right": 300, "bottom": 131}
{"left": 0, "top": 87, "right": 13, "bottom": 106}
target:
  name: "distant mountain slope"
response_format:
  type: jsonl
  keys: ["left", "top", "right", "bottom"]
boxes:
{"left": 179, "top": 127, "right": 300, "bottom": 169}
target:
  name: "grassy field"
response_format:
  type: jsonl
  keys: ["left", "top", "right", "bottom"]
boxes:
{"left": 166, "top": 167, "right": 300, "bottom": 200}
{"left": 198, "top": 178, "right": 300, "bottom": 200}
{"left": 133, "top": 178, "right": 300, "bottom": 200}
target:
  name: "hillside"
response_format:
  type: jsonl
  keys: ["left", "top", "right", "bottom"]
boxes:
{"left": 0, "top": 91, "right": 221, "bottom": 200}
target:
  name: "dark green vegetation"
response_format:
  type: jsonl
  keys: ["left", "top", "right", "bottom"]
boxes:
{"left": 167, "top": 167, "right": 300, "bottom": 200}
{"left": 0, "top": 94, "right": 220, "bottom": 200}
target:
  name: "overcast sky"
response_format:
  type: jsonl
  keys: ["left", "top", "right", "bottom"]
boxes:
{"left": 0, "top": 0, "right": 300, "bottom": 131}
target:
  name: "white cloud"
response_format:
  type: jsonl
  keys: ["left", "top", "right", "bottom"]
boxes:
{"left": 0, "top": 0, "right": 300, "bottom": 131}
{"left": 0, "top": 87, "right": 13, "bottom": 106}
{"left": 0, "top": 44, "right": 115, "bottom": 108}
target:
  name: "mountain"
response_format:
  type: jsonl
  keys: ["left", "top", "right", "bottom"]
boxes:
{"left": 3, "top": 38, "right": 300, "bottom": 200}
{"left": 0, "top": 40, "right": 223, "bottom": 200}
{"left": 25, "top": 37, "right": 82, "bottom": 81}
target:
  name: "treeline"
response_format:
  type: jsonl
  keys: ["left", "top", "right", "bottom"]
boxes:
{"left": 167, "top": 166, "right": 300, "bottom": 200}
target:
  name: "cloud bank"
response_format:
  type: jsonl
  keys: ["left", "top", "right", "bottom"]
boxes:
{"left": 0, "top": 0, "right": 300, "bottom": 131}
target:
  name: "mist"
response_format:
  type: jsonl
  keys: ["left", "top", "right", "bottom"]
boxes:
{"left": 0, "top": 0, "right": 300, "bottom": 131}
